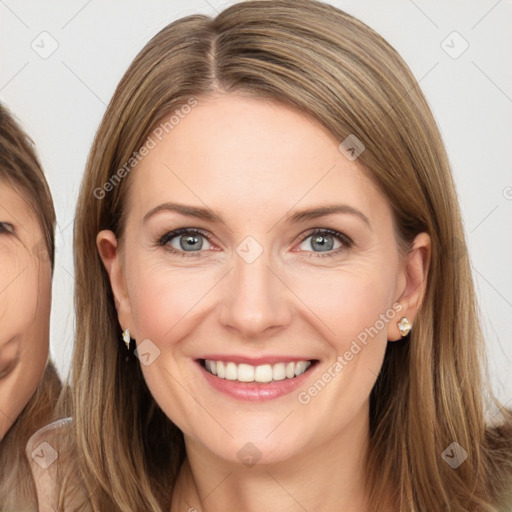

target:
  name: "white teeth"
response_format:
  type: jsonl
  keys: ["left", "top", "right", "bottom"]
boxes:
{"left": 272, "top": 363, "right": 286, "bottom": 381}
{"left": 254, "top": 364, "right": 273, "bottom": 383}
{"left": 225, "top": 362, "right": 237, "bottom": 381}
{"left": 237, "top": 363, "right": 255, "bottom": 382}
{"left": 294, "top": 361, "right": 309, "bottom": 376}
{"left": 203, "top": 359, "right": 312, "bottom": 382}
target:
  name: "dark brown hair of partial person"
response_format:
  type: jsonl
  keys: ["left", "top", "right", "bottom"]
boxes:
{"left": 68, "top": 0, "right": 512, "bottom": 510}
{"left": 0, "top": 103, "right": 56, "bottom": 270}
{"left": 0, "top": 103, "right": 61, "bottom": 510}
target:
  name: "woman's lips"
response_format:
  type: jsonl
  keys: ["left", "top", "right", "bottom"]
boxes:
{"left": 196, "top": 358, "right": 318, "bottom": 401}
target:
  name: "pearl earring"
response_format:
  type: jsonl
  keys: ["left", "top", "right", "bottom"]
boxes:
{"left": 122, "top": 328, "right": 131, "bottom": 349}
{"left": 397, "top": 317, "right": 412, "bottom": 337}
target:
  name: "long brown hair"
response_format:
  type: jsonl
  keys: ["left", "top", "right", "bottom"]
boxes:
{"left": 0, "top": 103, "right": 61, "bottom": 509}
{"left": 70, "top": 0, "right": 512, "bottom": 510}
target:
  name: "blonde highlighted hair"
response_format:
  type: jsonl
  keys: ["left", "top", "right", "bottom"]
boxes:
{"left": 67, "top": 0, "right": 512, "bottom": 510}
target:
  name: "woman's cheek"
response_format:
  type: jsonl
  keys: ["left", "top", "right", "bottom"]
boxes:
{"left": 129, "top": 264, "right": 215, "bottom": 342}
{"left": 293, "top": 266, "right": 387, "bottom": 330}
{"left": 0, "top": 259, "right": 36, "bottom": 340}
{"left": 0, "top": 254, "right": 21, "bottom": 321}
{"left": 0, "top": 257, "right": 49, "bottom": 436}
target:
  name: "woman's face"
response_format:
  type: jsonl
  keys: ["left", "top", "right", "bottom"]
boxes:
{"left": 98, "top": 93, "right": 430, "bottom": 465}
{"left": 0, "top": 183, "right": 51, "bottom": 439}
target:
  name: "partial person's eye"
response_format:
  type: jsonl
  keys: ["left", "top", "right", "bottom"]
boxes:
{"left": 295, "top": 228, "right": 353, "bottom": 258}
{"left": 157, "top": 228, "right": 215, "bottom": 258}
{"left": 0, "top": 222, "right": 15, "bottom": 235}
{"left": 0, "top": 354, "right": 18, "bottom": 380}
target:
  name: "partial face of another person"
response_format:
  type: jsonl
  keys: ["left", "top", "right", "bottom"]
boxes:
{"left": 98, "top": 93, "right": 429, "bottom": 465}
{"left": 0, "top": 183, "right": 51, "bottom": 439}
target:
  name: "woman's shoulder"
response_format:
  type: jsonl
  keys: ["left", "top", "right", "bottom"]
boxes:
{"left": 27, "top": 415, "right": 72, "bottom": 441}
{"left": 26, "top": 416, "right": 73, "bottom": 468}
{"left": 25, "top": 417, "right": 89, "bottom": 512}
{"left": 25, "top": 417, "right": 73, "bottom": 511}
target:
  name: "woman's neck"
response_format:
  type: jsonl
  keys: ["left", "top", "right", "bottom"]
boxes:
{"left": 170, "top": 404, "right": 392, "bottom": 512}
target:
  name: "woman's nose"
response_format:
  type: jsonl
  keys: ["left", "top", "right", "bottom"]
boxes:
{"left": 217, "top": 238, "right": 293, "bottom": 339}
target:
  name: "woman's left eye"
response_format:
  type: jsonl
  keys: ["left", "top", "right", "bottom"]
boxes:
{"left": 157, "top": 228, "right": 352, "bottom": 259}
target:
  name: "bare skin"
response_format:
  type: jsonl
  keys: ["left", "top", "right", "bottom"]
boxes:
{"left": 98, "top": 93, "right": 430, "bottom": 512}
{"left": 0, "top": 183, "right": 51, "bottom": 439}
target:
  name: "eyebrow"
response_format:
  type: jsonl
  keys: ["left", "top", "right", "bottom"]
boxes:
{"left": 143, "top": 202, "right": 372, "bottom": 230}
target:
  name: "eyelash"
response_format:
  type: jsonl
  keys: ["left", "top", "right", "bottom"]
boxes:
{"left": 156, "top": 227, "right": 353, "bottom": 259}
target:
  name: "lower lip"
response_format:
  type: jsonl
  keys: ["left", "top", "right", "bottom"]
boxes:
{"left": 197, "top": 360, "right": 316, "bottom": 402}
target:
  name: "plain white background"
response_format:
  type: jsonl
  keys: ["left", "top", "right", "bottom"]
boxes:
{"left": 1, "top": 0, "right": 511, "bottom": 407}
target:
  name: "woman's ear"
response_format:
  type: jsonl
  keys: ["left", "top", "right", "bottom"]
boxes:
{"left": 388, "top": 232, "right": 431, "bottom": 342}
{"left": 96, "top": 230, "right": 133, "bottom": 334}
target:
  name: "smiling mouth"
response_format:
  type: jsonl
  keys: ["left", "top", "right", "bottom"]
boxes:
{"left": 199, "top": 358, "right": 318, "bottom": 383}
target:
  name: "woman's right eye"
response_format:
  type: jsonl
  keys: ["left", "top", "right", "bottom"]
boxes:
{"left": 157, "top": 228, "right": 214, "bottom": 258}
{"left": 0, "top": 222, "right": 14, "bottom": 235}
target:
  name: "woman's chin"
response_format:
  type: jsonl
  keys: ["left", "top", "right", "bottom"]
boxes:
{"left": 188, "top": 429, "right": 311, "bottom": 467}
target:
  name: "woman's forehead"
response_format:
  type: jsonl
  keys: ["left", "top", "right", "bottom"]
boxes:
{"left": 127, "top": 95, "right": 389, "bottom": 227}
{"left": 0, "top": 182, "right": 36, "bottom": 224}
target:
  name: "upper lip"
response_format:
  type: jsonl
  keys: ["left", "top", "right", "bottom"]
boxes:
{"left": 197, "top": 355, "right": 317, "bottom": 366}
